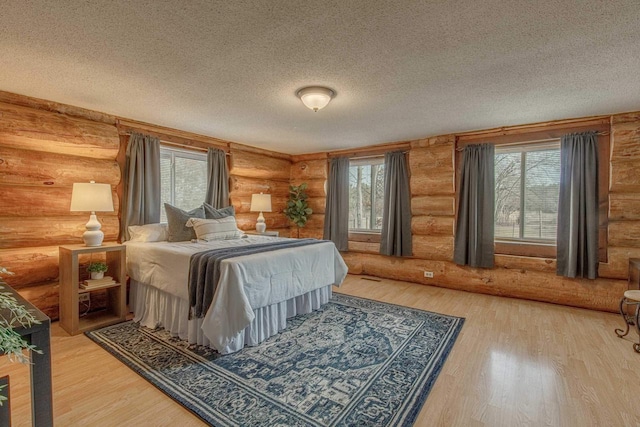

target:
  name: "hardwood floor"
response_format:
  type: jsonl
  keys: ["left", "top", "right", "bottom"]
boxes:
{"left": 3, "top": 275, "right": 639, "bottom": 426}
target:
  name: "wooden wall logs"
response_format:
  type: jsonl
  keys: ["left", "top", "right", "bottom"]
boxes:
{"left": 230, "top": 149, "right": 291, "bottom": 180}
{"left": 340, "top": 252, "right": 625, "bottom": 312}
{"left": 228, "top": 146, "right": 292, "bottom": 232}
{"left": 411, "top": 196, "right": 455, "bottom": 216}
{"left": 290, "top": 157, "right": 327, "bottom": 242}
{"left": 2, "top": 89, "right": 639, "bottom": 316}
{"left": 0, "top": 101, "right": 120, "bottom": 159}
{"left": 411, "top": 215, "right": 455, "bottom": 236}
{"left": 0, "top": 185, "right": 119, "bottom": 217}
{"left": 229, "top": 176, "right": 291, "bottom": 197}
{"left": 0, "top": 146, "right": 121, "bottom": 186}
{"left": 0, "top": 216, "right": 119, "bottom": 249}
{"left": 0, "top": 90, "right": 296, "bottom": 318}
{"left": 333, "top": 113, "right": 640, "bottom": 313}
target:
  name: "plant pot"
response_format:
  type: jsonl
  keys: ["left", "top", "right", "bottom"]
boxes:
{"left": 90, "top": 272, "right": 104, "bottom": 280}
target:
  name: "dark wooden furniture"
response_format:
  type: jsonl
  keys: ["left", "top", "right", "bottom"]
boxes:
{"left": 0, "top": 286, "right": 53, "bottom": 427}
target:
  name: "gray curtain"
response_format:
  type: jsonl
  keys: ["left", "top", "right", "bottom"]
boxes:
{"left": 557, "top": 131, "right": 599, "bottom": 279}
{"left": 323, "top": 157, "right": 349, "bottom": 251}
{"left": 454, "top": 144, "right": 495, "bottom": 268}
{"left": 205, "top": 147, "right": 229, "bottom": 208}
{"left": 380, "top": 151, "right": 412, "bottom": 256}
{"left": 120, "top": 132, "right": 161, "bottom": 241}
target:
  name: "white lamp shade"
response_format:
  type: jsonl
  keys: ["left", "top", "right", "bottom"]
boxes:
{"left": 297, "top": 87, "right": 335, "bottom": 112}
{"left": 70, "top": 182, "right": 114, "bottom": 212}
{"left": 250, "top": 193, "right": 272, "bottom": 212}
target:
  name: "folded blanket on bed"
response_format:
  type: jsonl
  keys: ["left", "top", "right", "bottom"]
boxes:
{"left": 188, "top": 238, "right": 326, "bottom": 318}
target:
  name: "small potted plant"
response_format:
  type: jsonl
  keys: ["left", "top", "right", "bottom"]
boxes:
{"left": 87, "top": 262, "right": 108, "bottom": 280}
{"left": 283, "top": 183, "right": 313, "bottom": 238}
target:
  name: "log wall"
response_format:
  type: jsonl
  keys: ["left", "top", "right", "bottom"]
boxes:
{"left": 290, "top": 153, "right": 328, "bottom": 239}
{"left": 1, "top": 88, "right": 637, "bottom": 315}
{"left": 0, "top": 91, "right": 292, "bottom": 319}
{"left": 333, "top": 114, "right": 640, "bottom": 313}
{"left": 0, "top": 99, "right": 120, "bottom": 318}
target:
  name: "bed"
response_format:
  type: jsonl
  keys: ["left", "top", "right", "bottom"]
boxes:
{"left": 125, "top": 235, "right": 348, "bottom": 354}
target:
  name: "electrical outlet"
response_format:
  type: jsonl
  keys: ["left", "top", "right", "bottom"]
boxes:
{"left": 423, "top": 271, "right": 434, "bottom": 278}
{"left": 79, "top": 293, "right": 90, "bottom": 303}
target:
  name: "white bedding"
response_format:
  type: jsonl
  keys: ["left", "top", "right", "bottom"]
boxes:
{"left": 125, "top": 236, "right": 348, "bottom": 352}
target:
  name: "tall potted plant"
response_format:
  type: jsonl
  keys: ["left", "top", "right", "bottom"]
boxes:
{"left": 283, "top": 183, "right": 313, "bottom": 238}
{"left": 0, "top": 267, "right": 41, "bottom": 408}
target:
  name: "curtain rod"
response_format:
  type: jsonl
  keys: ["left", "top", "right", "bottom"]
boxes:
{"left": 455, "top": 131, "right": 609, "bottom": 151}
{"left": 347, "top": 151, "right": 408, "bottom": 161}
{"left": 123, "top": 132, "right": 231, "bottom": 155}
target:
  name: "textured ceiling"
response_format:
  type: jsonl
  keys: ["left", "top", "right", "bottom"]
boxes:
{"left": 1, "top": 1, "right": 639, "bottom": 154}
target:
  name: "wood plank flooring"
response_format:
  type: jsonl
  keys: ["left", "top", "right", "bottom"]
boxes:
{"left": 2, "top": 275, "right": 639, "bottom": 426}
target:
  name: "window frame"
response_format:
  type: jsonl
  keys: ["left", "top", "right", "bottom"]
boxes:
{"left": 455, "top": 123, "right": 610, "bottom": 261}
{"left": 494, "top": 139, "right": 561, "bottom": 246}
{"left": 160, "top": 145, "right": 208, "bottom": 220}
{"left": 347, "top": 156, "right": 386, "bottom": 235}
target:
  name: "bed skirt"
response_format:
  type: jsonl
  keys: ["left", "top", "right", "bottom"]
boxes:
{"left": 130, "top": 279, "right": 333, "bottom": 354}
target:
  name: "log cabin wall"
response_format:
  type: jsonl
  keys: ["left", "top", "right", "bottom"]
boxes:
{"left": 0, "top": 94, "right": 121, "bottom": 319}
{"left": 0, "top": 91, "right": 292, "bottom": 319}
{"left": 290, "top": 152, "right": 328, "bottom": 239}
{"left": 306, "top": 113, "right": 640, "bottom": 313}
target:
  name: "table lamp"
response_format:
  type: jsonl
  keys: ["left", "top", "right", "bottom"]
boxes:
{"left": 70, "top": 181, "right": 114, "bottom": 246}
{"left": 250, "top": 193, "right": 272, "bottom": 233}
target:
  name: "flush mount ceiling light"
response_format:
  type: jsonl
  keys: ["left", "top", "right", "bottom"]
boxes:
{"left": 296, "top": 86, "right": 335, "bottom": 112}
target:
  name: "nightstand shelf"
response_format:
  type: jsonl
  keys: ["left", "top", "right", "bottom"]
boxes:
{"left": 59, "top": 243, "right": 126, "bottom": 335}
{"left": 245, "top": 230, "right": 280, "bottom": 237}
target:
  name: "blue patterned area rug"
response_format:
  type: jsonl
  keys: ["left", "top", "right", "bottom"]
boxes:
{"left": 86, "top": 294, "right": 464, "bottom": 426}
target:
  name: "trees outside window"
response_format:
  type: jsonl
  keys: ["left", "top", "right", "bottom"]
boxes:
{"left": 348, "top": 157, "right": 385, "bottom": 232}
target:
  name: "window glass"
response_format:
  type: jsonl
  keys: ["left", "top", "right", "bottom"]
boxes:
{"left": 349, "top": 157, "right": 385, "bottom": 232}
{"left": 160, "top": 147, "right": 207, "bottom": 222}
{"left": 494, "top": 141, "right": 560, "bottom": 243}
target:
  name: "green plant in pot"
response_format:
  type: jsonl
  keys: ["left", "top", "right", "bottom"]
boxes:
{"left": 0, "top": 266, "right": 41, "bottom": 406}
{"left": 87, "top": 262, "right": 108, "bottom": 280}
{"left": 283, "top": 183, "right": 313, "bottom": 238}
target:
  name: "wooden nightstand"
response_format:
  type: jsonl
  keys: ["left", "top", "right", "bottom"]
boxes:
{"left": 59, "top": 243, "right": 126, "bottom": 335}
{"left": 245, "top": 230, "right": 280, "bottom": 237}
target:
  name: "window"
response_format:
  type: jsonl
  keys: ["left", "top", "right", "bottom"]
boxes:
{"left": 348, "top": 157, "right": 385, "bottom": 233}
{"left": 494, "top": 140, "right": 561, "bottom": 243}
{"left": 456, "top": 121, "right": 610, "bottom": 260}
{"left": 160, "top": 147, "right": 207, "bottom": 222}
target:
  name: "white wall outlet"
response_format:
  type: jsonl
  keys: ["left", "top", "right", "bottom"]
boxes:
{"left": 79, "top": 293, "right": 90, "bottom": 303}
{"left": 423, "top": 271, "right": 434, "bottom": 278}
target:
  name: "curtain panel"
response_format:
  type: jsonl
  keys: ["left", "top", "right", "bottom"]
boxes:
{"left": 556, "top": 131, "right": 599, "bottom": 279}
{"left": 120, "top": 132, "right": 161, "bottom": 241}
{"left": 205, "top": 147, "right": 230, "bottom": 209}
{"left": 380, "top": 151, "right": 412, "bottom": 256}
{"left": 323, "top": 157, "right": 349, "bottom": 251}
{"left": 453, "top": 143, "right": 495, "bottom": 268}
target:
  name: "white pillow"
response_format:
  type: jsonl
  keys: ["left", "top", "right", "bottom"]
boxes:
{"left": 128, "top": 223, "right": 169, "bottom": 242}
{"left": 185, "top": 217, "right": 244, "bottom": 241}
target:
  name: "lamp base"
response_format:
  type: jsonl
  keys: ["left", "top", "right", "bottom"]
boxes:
{"left": 256, "top": 211, "right": 266, "bottom": 233}
{"left": 83, "top": 213, "right": 104, "bottom": 246}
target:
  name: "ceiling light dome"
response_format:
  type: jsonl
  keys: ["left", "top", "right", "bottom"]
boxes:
{"left": 296, "top": 86, "right": 335, "bottom": 112}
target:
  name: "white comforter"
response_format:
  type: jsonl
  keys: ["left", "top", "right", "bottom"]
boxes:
{"left": 125, "top": 236, "right": 348, "bottom": 349}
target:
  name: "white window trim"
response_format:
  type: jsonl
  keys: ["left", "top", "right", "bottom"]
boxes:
{"left": 494, "top": 139, "right": 561, "bottom": 245}
{"left": 348, "top": 156, "right": 385, "bottom": 233}
{"left": 160, "top": 146, "right": 207, "bottom": 207}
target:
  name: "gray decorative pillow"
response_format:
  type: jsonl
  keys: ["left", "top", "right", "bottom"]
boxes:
{"left": 164, "top": 203, "right": 205, "bottom": 242}
{"left": 203, "top": 203, "right": 235, "bottom": 219}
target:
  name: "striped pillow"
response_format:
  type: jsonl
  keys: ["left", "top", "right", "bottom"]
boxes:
{"left": 185, "top": 217, "right": 244, "bottom": 241}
